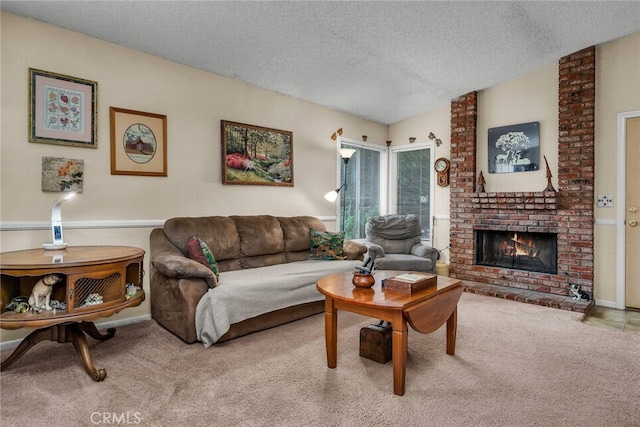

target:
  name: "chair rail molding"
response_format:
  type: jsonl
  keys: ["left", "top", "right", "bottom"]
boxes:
{"left": 1, "top": 216, "right": 338, "bottom": 232}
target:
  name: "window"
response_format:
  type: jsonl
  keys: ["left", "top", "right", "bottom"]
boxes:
{"left": 339, "top": 140, "right": 385, "bottom": 239}
{"left": 335, "top": 139, "right": 433, "bottom": 243}
{"left": 389, "top": 145, "right": 433, "bottom": 241}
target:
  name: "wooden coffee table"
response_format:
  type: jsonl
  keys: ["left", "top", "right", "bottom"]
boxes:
{"left": 316, "top": 270, "right": 463, "bottom": 396}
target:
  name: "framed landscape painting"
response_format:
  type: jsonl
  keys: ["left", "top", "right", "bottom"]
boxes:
{"left": 29, "top": 68, "right": 97, "bottom": 148}
{"left": 221, "top": 120, "right": 293, "bottom": 186}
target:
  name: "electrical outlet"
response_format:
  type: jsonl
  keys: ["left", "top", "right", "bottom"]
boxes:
{"left": 597, "top": 194, "right": 614, "bottom": 207}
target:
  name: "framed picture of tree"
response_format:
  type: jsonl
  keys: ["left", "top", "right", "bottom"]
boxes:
{"left": 221, "top": 120, "right": 293, "bottom": 186}
{"left": 488, "top": 121, "right": 540, "bottom": 174}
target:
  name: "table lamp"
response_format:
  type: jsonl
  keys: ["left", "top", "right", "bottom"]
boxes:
{"left": 43, "top": 191, "right": 77, "bottom": 250}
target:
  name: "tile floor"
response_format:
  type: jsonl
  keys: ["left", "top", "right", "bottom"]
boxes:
{"left": 582, "top": 306, "right": 640, "bottom": 335}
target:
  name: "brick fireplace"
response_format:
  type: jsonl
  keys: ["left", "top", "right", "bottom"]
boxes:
{"left": 448, "top": 47, "right": 595, "bottom": 312}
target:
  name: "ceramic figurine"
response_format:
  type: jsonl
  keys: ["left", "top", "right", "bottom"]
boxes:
{"left": 28, "top": 274, "right": 62, "bottom": 311}
{"left": 476, "top": 171, "right": 486, "bottom": 193}
{"left": 570, "top": 284, "right": 590, "bottom": 301}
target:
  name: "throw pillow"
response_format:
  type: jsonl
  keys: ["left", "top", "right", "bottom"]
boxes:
{"left": 309, "top": 230, "right": 345, "bottom": 260}
{"left": 187, "top": 236, "right": 220, "bottom": 279}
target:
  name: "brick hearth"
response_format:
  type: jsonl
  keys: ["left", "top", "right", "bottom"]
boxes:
{"left": 449, "top": 47, "right": 596, "bottom": 313}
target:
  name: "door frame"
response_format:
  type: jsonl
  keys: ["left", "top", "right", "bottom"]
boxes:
{"left": 616, "top": 110, "right": 640, "bottom": 309}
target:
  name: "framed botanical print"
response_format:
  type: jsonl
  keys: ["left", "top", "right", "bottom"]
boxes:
{"left": 28, "top": 68, "right": 97, "bottom": 148}
{"left": 42, "top": 157, "right": 84, "bottom": 192}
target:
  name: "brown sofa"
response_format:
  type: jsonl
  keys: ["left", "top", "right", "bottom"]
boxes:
{"left": 150, "top": 215, "right": 366, "bottom": 345}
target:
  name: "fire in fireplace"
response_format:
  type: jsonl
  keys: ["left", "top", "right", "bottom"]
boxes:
{"left": 476, "top": 230, "right": 557, "bottom": 274}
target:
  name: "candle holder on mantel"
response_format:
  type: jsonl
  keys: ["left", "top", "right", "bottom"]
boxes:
{"left": 475, "top": 170, "right": 486, "bottom": 193}
{"left": 543, "top": 155, "right": 556, "bottom": 192}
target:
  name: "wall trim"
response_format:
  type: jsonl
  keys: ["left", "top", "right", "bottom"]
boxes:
{"left": 1, "top": 219, "right": 166, "bottom": 231}
{"left": 1, "top": 216, "right": 338, "bottom": 232}
{"left": 595, "top": 218, "right": 616, "bottom": 226}
{"left": 595, "top": 299, "right": 617, "bottom": 309}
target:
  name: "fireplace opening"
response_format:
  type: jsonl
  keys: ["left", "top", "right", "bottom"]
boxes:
{"left": 476, "top": 230, "right": 557, "bottom": 274}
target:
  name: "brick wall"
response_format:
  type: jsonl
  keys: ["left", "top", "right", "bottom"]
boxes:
{"left": 449, "top": 47, "right": 595, "bottom": 299}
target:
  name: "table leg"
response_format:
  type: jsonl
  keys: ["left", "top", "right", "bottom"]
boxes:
{"left": 0, "top": 327, "right": 54, "bottom": 370}
{"left": 446, "top": 306, "right": 457, "bottom": 355}
{"left": 391, "top": 312, "right": 408, "bottom": 396}
{"left": 324, "top": 298, "right": 337, "bottom": 368}
{"left": 68, "top": 323, "right": 107, "bottom": 381}
{"left": 0, "top": 322, "right": 111, "bottom": 382}
{"left": 79, "top": 321, "right": 116, "bottom": 341}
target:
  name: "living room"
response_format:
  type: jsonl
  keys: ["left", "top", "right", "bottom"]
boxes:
{"left": 1, "top": 3, "right": 639, "bottom": 425}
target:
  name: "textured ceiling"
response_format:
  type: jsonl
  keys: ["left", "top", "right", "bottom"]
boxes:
{"left": 3, "top": 1, "right": 639, "bottom": 124}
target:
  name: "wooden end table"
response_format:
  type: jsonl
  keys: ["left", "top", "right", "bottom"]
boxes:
{"left": 316, "top": 270, "right": 463, "bottom": 396}
{"left": 0, "top": 246, "right": 145, "bottom": 381}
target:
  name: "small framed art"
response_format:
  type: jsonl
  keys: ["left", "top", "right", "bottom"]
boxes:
{"left": 29, "top": 68, "right": 98, "bottom": 148}
{"left": 110, "top": 107, "right": 167, "bottom": 177}
{"left": 42, "top": 157, "right": 84, "bottom": 192}
{"left": 488, "top": 121, "right": 540, "bottom": 174}
{"left": 221, "top": 120, "right": 293, "bottom": 186}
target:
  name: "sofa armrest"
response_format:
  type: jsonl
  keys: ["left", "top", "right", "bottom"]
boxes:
{"left": 151, "top": 253, "right": 218, "bottom": 288}
{"left": 149, "top": 268, "right": 209, "bottom": 344}
{"left": 365, "top": 242, "right": 386, "bottom": 260}
{"left": 150, "top": 227, "right": 217, "bottom": 288}
{"left": 343, "top": 240, "right": 367, "bottom": 260}
{"left": 411, "top": 243, "right": 440, "bottom": 263}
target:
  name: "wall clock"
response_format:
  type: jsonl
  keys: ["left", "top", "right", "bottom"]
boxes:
{"left": 434, "top": 157, "right": 450, "bottom": 187}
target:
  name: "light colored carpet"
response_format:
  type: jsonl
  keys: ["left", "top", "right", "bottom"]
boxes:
{"left": 1, "top": 293, "right": 639, "bottom": 427}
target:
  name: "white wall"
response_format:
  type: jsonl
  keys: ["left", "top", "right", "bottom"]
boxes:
{"left": 0, "top": 11, "right": 387, "bottom": 343}
{"left": 477, "top": 64, "right": 559, "bottom": 192}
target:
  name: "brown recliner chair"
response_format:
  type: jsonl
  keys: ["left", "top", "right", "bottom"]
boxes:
{"left": 364, "top": 214, "right": 439, "bottom": 273}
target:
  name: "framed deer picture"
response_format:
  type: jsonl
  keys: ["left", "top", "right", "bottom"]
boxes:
{"left": 488, "top": 121, "right": 540, "bottom": 174}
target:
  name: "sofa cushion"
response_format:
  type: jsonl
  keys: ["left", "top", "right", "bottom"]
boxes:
{"left": 188, "top": 236, "right": 220, "bottom": 280}
{"left": 278, "top": 216, "right": 326, "bottom": 262}
{"left": 278, "top": 216, "right": 325, "bottom": 252}
{"left": 163, "top": 216, "right": 241, "bottom": 270}
{"left": 309, "top": 230, "right": 345, "bottom": 260}
{"left": 195, "top": 259, "right": 362, "bottom": 346}
{"left": 373, "top": 254, "right": 434, "bottom": 272}
{"left": 231, "top": 215, "right": 286, "bottom": 268}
